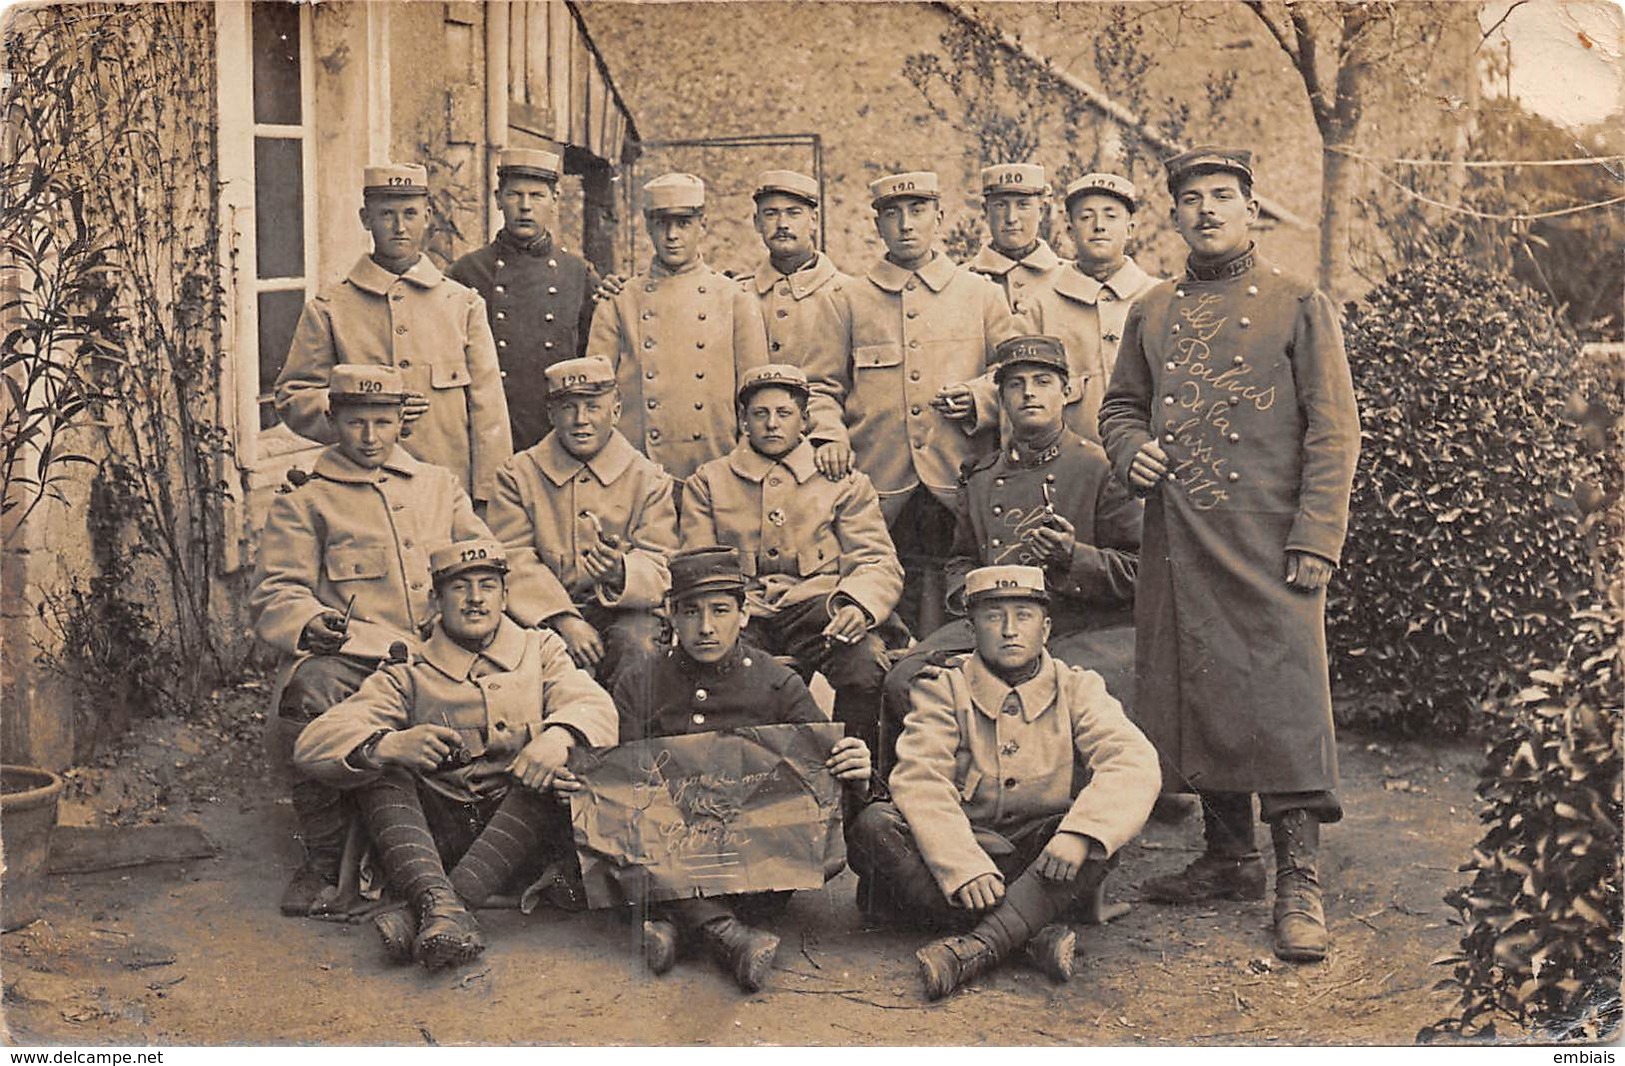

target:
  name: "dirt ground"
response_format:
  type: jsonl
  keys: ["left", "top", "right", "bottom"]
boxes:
{"left": 2, "top": 686, "right": 1492, "bottom": 1046}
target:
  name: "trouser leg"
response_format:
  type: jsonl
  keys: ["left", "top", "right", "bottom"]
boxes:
{"left": 847, "top": 802, "right": 967, "bottom": 930}
{"left": 448, "top": 786, "right": 571, "bottom": 909}
{"left": 882, "top": 486, "right": 954, "bottom": 639}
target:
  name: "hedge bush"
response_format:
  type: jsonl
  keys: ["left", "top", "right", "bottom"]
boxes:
{"left": 1329, "top": 257, "right": 1612, "bottom": 734}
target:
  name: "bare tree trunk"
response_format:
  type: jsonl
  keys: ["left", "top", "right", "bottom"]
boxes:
{"left": 1319, "top": 135, "right": 1358, "bottom": 298}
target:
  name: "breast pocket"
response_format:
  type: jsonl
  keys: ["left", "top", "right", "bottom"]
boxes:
{"left": 325, "top": 546, "right": 390, "bottom": 583}
{"left": 853, "top": 343, "right": 902, "bottom": 370}
{"left": 431, "top": 363, "right": 472, "bottom": 391}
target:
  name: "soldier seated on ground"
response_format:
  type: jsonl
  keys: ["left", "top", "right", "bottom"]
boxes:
{"left": 487, "top": 355, "right": 678, "bottom": 689}
{"left": 880, "top": 336, "right": 1140, "bottom": 778}
{"left": 681, "top": 364, "right": 905, "bottom": 756}
{"left": 610, "top": 546, "right": 872, "bottom": 993}
{"left": 292, "top": 540, "right": 617, "bottom": 972}
{"left": 249, "top": 365, "right": 490, "bottom": 917}
{"left": 848, "top": 565, "right": 1159, "bottom": 1001}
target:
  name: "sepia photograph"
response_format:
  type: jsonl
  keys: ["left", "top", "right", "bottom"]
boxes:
{"left": 0, "top": 0, "right": 1620, "bottom": 1050}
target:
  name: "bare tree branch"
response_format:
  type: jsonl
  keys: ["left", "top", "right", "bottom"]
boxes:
{"left": 1478, "top": 0, "right": 1530, "bottom": 50}
{"left": 1289, "top": 4, "right": 1331, "bottom": 127}
{"left": 1244, "top": 1, "right": 1301, "bottom": 65}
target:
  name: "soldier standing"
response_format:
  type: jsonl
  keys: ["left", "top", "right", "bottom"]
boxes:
{"left": 250, "top": 366, "right": 491, "bottom": 916}
{"left": 1099, "top": 145, "right": 1360, "bottom": 963}
{"left": 736, "top": 169, "right": 853, "bottom": 475}
{"left": 586, "top": 173, "right": 768, "bottom": 483}
{"left": 849, "top": 566, "right": 1159, "bottom": 1000}
{"left": 486, "top": 356, "right": 677, "bottom": 688}
{"left": 809, "top": 171, "right": 1024, "bottom": 636}
{"left": 276, "top": 164, "right": 512, "bottom": 505}
{"left": 1015, "top": 173, "right": 1162, "bottom": 444}
{"left": 447, "top": 148, "right": 600, "bottom": 451}
{"left": 681, "top": 364, "right": 904, "bottom": 754}
{"left": 966, "top": 162, "right": 1062, "bottom": 319}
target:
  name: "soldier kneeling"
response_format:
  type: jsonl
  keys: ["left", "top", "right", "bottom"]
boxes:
{"left": 849, "top": 565, "right": 1159, "bottom": 1000}
{"left": 293, "top": 540, "right": 617, "bottom": 970}
{"left": 610, "top": 546, "right": 872, "bottom": 992}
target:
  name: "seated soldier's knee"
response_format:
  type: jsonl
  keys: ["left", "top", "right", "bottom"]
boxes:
{"left": 825, "top": 635, "right": 889, "bottom": 693}
{"left": 848, "top": 801, "right": 910, "bottom": 870}
{"left": 279, "top": 655, "right": 371, "bottom": 723}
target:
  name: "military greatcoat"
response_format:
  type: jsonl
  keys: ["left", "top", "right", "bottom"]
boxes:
{"left": 586, "top": 258, "right": 769, "bottom": 481}
{"left": 1099, "top": 249, "right": 1359, "bottom": 795}
{"left": 966, "top": 238, "right": 1064, "bottom": 318}
{"left": 447, "top": 229, "right": 599, "bottom": 451}
{"left": 737, "top": 253, "right": 851, "bottom": 446}
{"left": 612, "top": 644, "right": 827, "bottom": 743}
{"left": 275, "top": 255, "right": 512, "bottom": 502}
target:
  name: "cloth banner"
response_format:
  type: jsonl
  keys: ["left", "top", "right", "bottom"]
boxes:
{"left": 567, "top": 723, "right": 846, "bottom": 908}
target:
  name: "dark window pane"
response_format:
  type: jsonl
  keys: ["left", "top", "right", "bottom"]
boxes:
{"left": 254, "top": 137, "right": 304, "bottom": 278}
{"left": 252, "top": 1, "right": 301, "bottom": 125}
{"left": 257, "top": 288, "right": 307, "bottom": 429}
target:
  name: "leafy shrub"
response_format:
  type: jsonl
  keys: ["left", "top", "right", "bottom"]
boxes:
{"left": 1421, "top": 577, "right": 1622, "bottom": 1042}
{"left": 1329, "top": 257, "right": 1613, "bottom": 734}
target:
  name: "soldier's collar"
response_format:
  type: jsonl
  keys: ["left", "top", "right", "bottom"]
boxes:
{"left": 1008, "top": 428, "right": 1064, "bottom": 468}
{"left": 312, "top": 444, "right": 421, "bottom": 483}
{"left": 1185, "top": 243, "right": 1256, "bottom": 282}
{"left": 347, "top": 253, "right": 445, "bottom": 295}
{"left": 970, "top": 240, "right": 1060, "bottom": 277}
{"left": 728, "top": 438, "right": 819, "bottom": 485}
{"left": 867, "top": 252, "right": 956, "bottom": 294}
{"left": 751, "top": 252, "right": 837, "bottom": 298}
{"left": 534, "top": 430, "right": 636, "bottom": 487}
{"left": 497, "top": 227, "right": 554, "bottom": 257}
{"left": 648, "top": 256, "right": 706, "bottom": 279}
{"left": 422, "top": 616, "right": 530, "bottom": 678}
{"left": 966, "top": 652, "right": 1059, "bottom": 724}
{"left": 672, "top": 640, "right": 749, "bottom": 679}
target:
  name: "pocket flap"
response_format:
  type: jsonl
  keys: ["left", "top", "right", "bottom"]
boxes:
{"left": 853, "top": 343, "right": 902, "bottom": 369}
{"left": 430, "top": 362, "right": 472, "bottom": 389}
{"left": 797, "top": 534, "right": 839, "bottom": 575}
{"left": 325, "top": 546, "right": 390, "bottom": 582}
{"left": 958, "top": 768, "right": 983, "bottom": 803}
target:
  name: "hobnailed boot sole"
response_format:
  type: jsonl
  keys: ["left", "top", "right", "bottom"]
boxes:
{"left": 372, "top": 906, "right": 416, "bottom": 965}
{"left": 642, "top": 920, "right": 678, "bottom": 976}
{"left": 732, "top": 931, "right": 779, "bottom": 993}
{"left": 415, "top": 927, "right": 486, "bottom": 971}
{"left": 1022, "top": 924, "right": 1077, "bottom": 983}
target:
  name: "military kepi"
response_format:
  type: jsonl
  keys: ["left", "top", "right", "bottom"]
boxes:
{"left": 669, "top": 546, "right": 746, "bottom": 602}
{"left": 992, "top": 335, "right": 1069, "bottom": 382}
{"left": 964, "top": 564, "right": 1049, "bottom": 605}
{"left": 737, "top": 363, "right": 810, "bottom": 404}
{"left": 497, "top": 148, "right": 561, "bottom": 183}
{"left": 753, "top": 170, "right": 819, "bottom": 207}
{"left": 363, "top": 163, "right": 429, "bottom": 197}
{"left": 328, "top": 364, "right": 407, "bottom": 406}
{"left": 981, "top": 162, "right": 1048, "bottom": 196}
{"left": 430, "top": 538, "right": 510, "bottom": 585}
{"left": 544, "top": 356, "right": 616, "bottom": 399}
{"left": 1162, "top": 145, "right": 1254, "bottom": 194}
{"left": 1063, "top": 172, "right": 1139, "bottom": 213}
{"left": 870, "top": 171, "right": 939, "bottom": 208}
{"left": 643, "top": 173, "right": 706, "bottom": 216}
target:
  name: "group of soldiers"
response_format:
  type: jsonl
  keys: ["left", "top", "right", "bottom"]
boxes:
{"left": 251, "top": 142, "right": 1360, "bottom": 1000}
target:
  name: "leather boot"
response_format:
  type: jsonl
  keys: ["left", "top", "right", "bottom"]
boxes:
{"left": 412, "top": 884, "right": 485, "bottom": 971}
{"left": 1020, "top": 923, "right": 1077, "bottom": 983}
{"left": 642, "top": 919, "right": 679, "bottom": 976}
{"left": 372, "top": 904, "right": 416, "bottom": 965}
{"left": 1143, "top": 792, "right": 1266, "bottom": 903}
{"left": 1271, "top": 810, "right": 1328, "bottom": 963}
{"left": 698, "top": 916, "right": 779, "bottom": 993}
{"left": 916, "top": 932, "right": 1000, "bottom": 1001}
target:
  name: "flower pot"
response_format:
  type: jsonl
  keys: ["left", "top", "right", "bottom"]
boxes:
{"left": 2, "top": 765, "right": 64, "bottom": 876}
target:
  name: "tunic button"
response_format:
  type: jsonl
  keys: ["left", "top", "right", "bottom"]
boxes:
{"left": 395, "top": 325, "right": 407, "bottom": 335}
{"left": 742, "top": 657, "right": 753, "bottom": 667}
{"left": 695, "top": 370, "right": 705, "bottom": 379}
{"left": 493, "top": 720, "right": 506, "bottom": 730}
{"left": 1163, "top": 396, "right": 1174, "bottom": 406}
{"left": 776, "top": 309, "right": 788, "bottom": 319}
{"left": 694, "top": 401, "right": 704, "bottom": 410}
{"left": 698, "top": 312, "right": 707, "bottom": 321}
{"left": 642, "top": 311, "right": 653, "bottom": 320}
{"left": 643, "top": 338, "right": 655, "bottom": 349}
{"left": 645, "top": 284, "right": 657, "bottom": 293}
{"left": 769, "top": 476, "right": 782, "bottom": 486}
{"left": 579, "top": 474, "right": 591, "bottom": 484}
{"left": 547, "top": 286, "right": 558, "bottom": 295}
{"left": 992, "top": 505, "right": 1003, "bottom": 516}
{"left": 403, "top": 539, "right": 414, "bottom": 549}
{"left": 1229, "top": 471, "right": 1241, "bottom": 482}
{"left": 411, "top": 581, "right": 423, "bottom": 590}
{"left": 910, "top": 405, "right": 922, "bottom": 415}
{"left": 1164, "top": 432, "right": 1175, "bottom": 443}
{"left": 1170, "top": 323, "right": 1181, "bottom": 334}
{"left": 691, "top": 432, "right": 703, "bottom": 441}
{"left": 495, "top": 285, "right": 506, "bottom": 294}
{"left": 1165, "top": 361, "right": 1177, "bottom": 372}
{"left": 393, "top": 503, "right": 405, "bottom": 512}
{"left": 1044, "top": 473, "right": 1056, "bottom": 483}
{"left": 544, "top": 313, "right": 555, "bottom": 322}
{"left": 647, "top": 399, "right": 658, "bottom": 409}
{"left": 696, "top": 342, "right": 706, "bottom": 350}
{"left": 497, "top": 341, "right": 508, "bottom": 349}
{"left": 692, "top": 714, "right": 705, "bottom": 725}
{"left": 909, "top": 340, "right": 919, "bottom": 349}
{"left": 544, "top": 341, "right": 555, "bottom": 350}
{"left": 990, "top": 537, "right": 1002, "bottom": 547}
{"left": 697, "top": 286, "right": 707, "bottom": 294}
{"left": 695, "top": 689, "right": 708, "bottom": 702}
{"left": 398, "top": 359, "right": 412, "bottom": 368}
{"left": 906, "top": 310, "right": 919, "bottom": 319}
{"left": 909, "top": 370, "right": 921, "bottom": 380}
{"left": 649, "top": 429, "right": 662, "bottom": 441}
{"left": 1229, "top": 395, "right": 1241, "bottom": 406}
{"left": 771, "top": 341, "right": 782, "bottom": 352}
{"left": 1175, "top": 289, "right": 1187, "bottom": 298}
{"left": 1233, "top": 355, "right": 1245, "bottom": 366}
{"left": 905, "top": 280, "right": 916, "bottom": 291}
{"left": 645, "top": 370, "right": 656, "bottom": 379}
{"left": 1239, "top": 317, "right": 1251, "bottom": 328}
{"left": 496, "top": 259, "right": 506, "bottom": 268}
{"left": 495, "top": 311, "right": 506, "bottom": 320}
{"left": 1229, "top": 432, "right": 1241, "bottom": 443}
{"left": 1247, "top": 285, "right": 1259, "bottom": 296}
{"left": 390, "top": 292, "right": 403, "bottom": 301}
{"left": 779, "top": 285, "right": 791, "bottom": 297}
{"left": 1001, "top": 742, "right": 1018, "bottom": 755}
{"left": 548, "top": 259, "right": 557, "bottom": 268}
{"left": 1004, "top": 777, "right": 1017, "bottom": 788}
{"left": 994, "top": 478, "right": 1005, "bottom": 487}
{"left": 767, "top": 547, "right": 779, "bottom": 557}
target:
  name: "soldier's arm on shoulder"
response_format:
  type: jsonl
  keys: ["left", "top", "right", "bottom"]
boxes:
{"left": 249, "top": 488, "right": 329, "bottom": 654}
{"left": 1059, "top": 665, "right": 1160, "bottom": 854}
{"left": 274, "top": 297, "right": 339, "bottom": 443}
{"left": 1285, "top": 288, "right": 1361, "bottom": 566}
{"left": 583, "top": 282, "right": 624, "bottom": 363}
{"left": 576, "top": 260, "right": 602, "bottom": 357}
{"left": 804, "top": 284, "right": 855, "bottom": 434}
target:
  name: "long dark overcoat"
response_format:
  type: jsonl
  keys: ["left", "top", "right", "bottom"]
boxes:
{"left": 1099, "top": 249, "right": 1359, "bottom": 795}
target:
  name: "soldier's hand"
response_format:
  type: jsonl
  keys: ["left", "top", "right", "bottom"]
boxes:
{"left": 952, "top": 873, "right": 1006, "bottom": 911}
{"left": 1026, "top": 514, "right": 1077, "bottom": 566}
{"left": 931, "top": 383, "right": 975, "bottom": 422}
{"left": 510, "top": 726, "right": 574, "bottom": 792}
{"left": 375, "top": 724, "right": 463, "bottom": 773}
{"left": 552, "top": 614, "right": 606, "bottom": 670}
{"left": 822, "top": 603, "right": 869, "bottom": 645}
{"left": 814, "top": 441, "right": 855, "bottom": 481}
{"left": 1035, "top": 831, "right": 1091, "bottom": 883}
{"left": 549, "top": 766, "right": 584, "bottom": 796}
{"left": 1127, "top": 440, "right": 1170, "bottom": 492}
{"left": 300, "top": 610, "right": 350, "bottom": 654}
{"left": 581, "top": 543, "right": 627, "bottom": 590}
{"left": 1285, "top": 550, "right": 1334, "bottom": 593}
{"left": 401, "top": 391, "right": 430, "bottom": 425}
{"left": 825, "top": 736, "right": 871, "bottom": 783}
{"left": 593, "top": 273, "right": 628, "bottom": 302}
